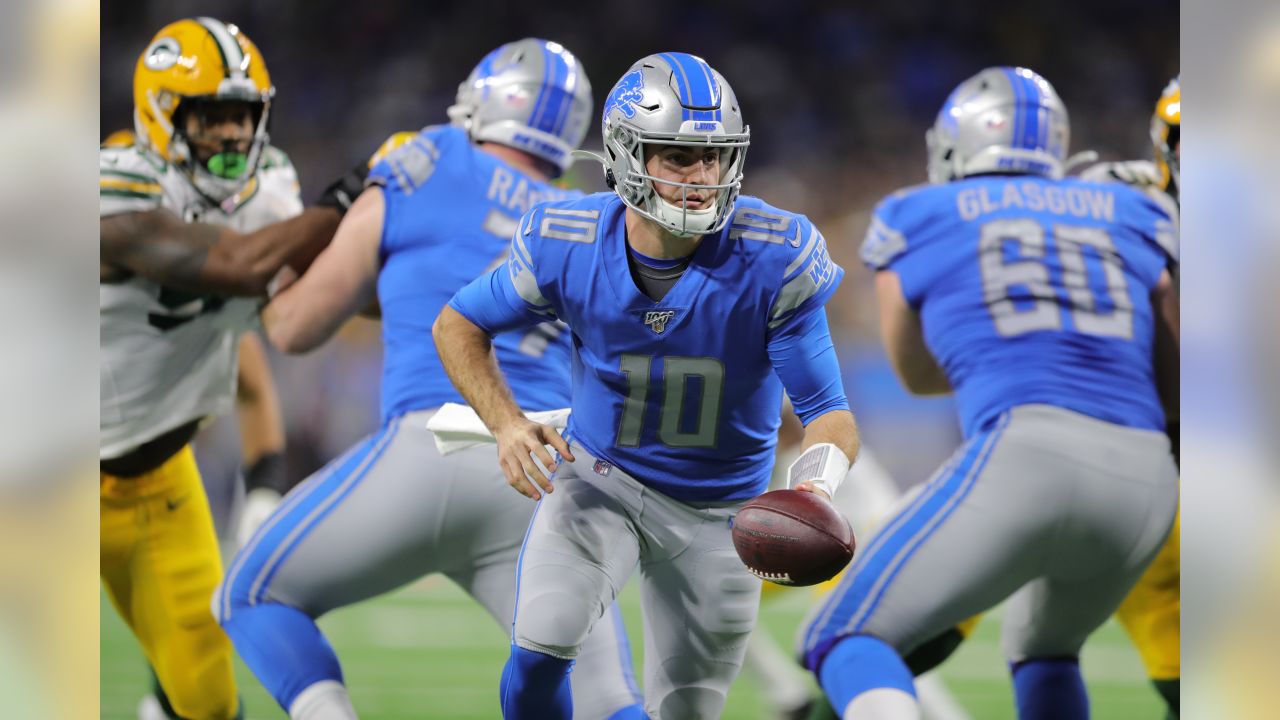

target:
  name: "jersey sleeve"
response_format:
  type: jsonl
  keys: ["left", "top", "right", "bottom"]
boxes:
{"left": 767, "top": 305, "right": 850, "bottom": 425}
{"left": 366, "top": 126, "right": 449, "bottom": 195}
{"left": 447, "top": 210, "right": 559, "bottom": 334}
{"left": 860, "top": 191, "right": 919, "bottom": 270}
{"left": 256, "top": 146, "right": 305, "bottom": 222}
{"left": 99, "top": 148, "right": 164, "bottom": 217}
{"left": 767, "top": 216, "right": 844, "bottom": 334}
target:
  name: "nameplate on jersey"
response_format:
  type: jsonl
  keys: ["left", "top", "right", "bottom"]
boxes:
{"left": 539, "top": 208, "right": 598, "bottom": 243}
{"left": 633, "top": 307, "right": 686, "bottom": 335}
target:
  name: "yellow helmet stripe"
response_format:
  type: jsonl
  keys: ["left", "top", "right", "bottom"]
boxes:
{"left": 194, "top": 17, "right": 246, "bottom": 78}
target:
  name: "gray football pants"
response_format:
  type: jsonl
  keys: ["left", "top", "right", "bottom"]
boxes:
{"left": 513, "top": 443, "right": 763, "bottom": 720}
{"left": 221, "top": 411, "right": 640, "bottom": 718}
{"left": 802, "top": 404, "right": 1178, "bottom": 666}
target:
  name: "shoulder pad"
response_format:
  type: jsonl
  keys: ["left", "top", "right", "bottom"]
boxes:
{"left": 100, "top": 146, "right": 165, "bottom": 215}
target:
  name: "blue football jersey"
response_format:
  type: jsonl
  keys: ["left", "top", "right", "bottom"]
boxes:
{"left": 370, "top": 125, "right": 578, "bottom": 424}
{"left": 861, "top": 175, "right": 1178, "bottom": 437}
{"left": 450, "top": 193, "right": 849, "bottom": 501}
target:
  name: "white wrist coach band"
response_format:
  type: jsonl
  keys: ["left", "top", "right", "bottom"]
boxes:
{"left": 786, "top": 442, "right": 851, "bottom": 499}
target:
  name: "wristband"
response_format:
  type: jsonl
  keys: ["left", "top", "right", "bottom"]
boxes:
{"left": 786, "top": 443, "right": 851, "bottom": 499}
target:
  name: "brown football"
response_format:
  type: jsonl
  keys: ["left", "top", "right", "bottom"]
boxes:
{"left": 731, "top": 489, "right": 856, "bottom": 586}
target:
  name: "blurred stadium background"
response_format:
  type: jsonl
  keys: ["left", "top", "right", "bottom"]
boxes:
{"left": 100, "top": 1, "right": 1177, "bottom": 718}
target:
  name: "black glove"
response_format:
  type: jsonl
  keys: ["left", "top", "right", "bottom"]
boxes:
{"left": 315, "top": 161, "right": 370, "bottom": 215}
{"left": 244, "top": 451, "right": 291, "bottom": 495}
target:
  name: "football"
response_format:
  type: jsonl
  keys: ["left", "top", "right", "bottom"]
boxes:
{"left": 732, "top": 489, "right": 856, "bottom": 586}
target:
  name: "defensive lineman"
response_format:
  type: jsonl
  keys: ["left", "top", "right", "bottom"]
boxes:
{"left": 100, "top": 18, "right": 353, "bottom": 720}
{"left": 800, "top": 67, "right": 1179, "bottom": 719}
{"left": 435, "top": 52, "right": 860, "bottom": 719}
{"left": 215, "top": 40, "right": 643, "bottom": 720}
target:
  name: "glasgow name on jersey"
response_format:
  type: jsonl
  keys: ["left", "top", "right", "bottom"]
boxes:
{"left": 862, "top": 175, "right": 1178, "bottom": 438}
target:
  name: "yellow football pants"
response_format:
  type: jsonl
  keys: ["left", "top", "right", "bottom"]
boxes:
{"left": 101, "top": 446, "right": 239, "bottom": 720}
{"left": 1116, "top": 508, "right": 1180, "bottom": 680}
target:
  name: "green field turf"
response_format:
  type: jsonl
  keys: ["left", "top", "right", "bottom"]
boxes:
{"left": 101, "top": 578, "right": 1161, "bottom": 719}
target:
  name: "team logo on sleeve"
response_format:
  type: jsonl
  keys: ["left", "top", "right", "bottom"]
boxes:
{"left": 643, "top": 310, "right": 677, "bottom": 334}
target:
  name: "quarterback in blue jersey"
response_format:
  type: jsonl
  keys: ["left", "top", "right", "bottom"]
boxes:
{"left": 214, "top": 40, "right": 643, "bottom": 720}
{"left": 435, "top": 52, "right": 861, "bottom": 719}
{"left": 800, "top": 67, "right": 1180, "bottom": 720}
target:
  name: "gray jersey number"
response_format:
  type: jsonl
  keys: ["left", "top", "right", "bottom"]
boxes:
{"left": 616, "top": 354, "right": 725, "bottom": 449}
{"left": 979, "top": 220, "right": 1132, "bottom": 338}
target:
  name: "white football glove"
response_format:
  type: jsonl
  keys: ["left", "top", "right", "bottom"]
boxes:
{"left": 1079, "top": 159, "right": 1161, "bottom": 188}
{"left": 237, "top": 487, "right": 283, "bottom": 548}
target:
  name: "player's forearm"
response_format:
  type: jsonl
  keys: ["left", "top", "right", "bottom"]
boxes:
{"left": 211, "top": 207, "right": 343, "bottom": 294}
{"left": 433, "top": 305, "right": 525, "bottom": 432}
{"left": 261, "top": 286, "right": 350, "bottom": 354}
{"left": 235, "top": 334, "right": 286, "bottom": 464}
{"left": 800, "top": 409, "right": 860, "bottom": 464}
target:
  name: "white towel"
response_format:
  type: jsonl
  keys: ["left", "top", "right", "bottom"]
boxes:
{"left": 423, "top": 403, "right": 572, "bottom": 455}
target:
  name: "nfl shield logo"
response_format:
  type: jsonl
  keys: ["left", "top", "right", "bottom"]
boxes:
{"left": 643, "top": 310, "right": 676, "bottom": 334}
{"left": 593, "top": 459, "right": 613, "bottom": 476}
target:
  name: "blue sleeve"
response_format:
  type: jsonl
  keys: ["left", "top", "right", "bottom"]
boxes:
{"left": 767, "top": 219, "right": 844, "bottom": 333}
{"left": 860, "top": 198, "right": 909, "bottom": 271}
{"left": 366, "top": 127, "right": 448, "bottom": 195}
{"left": 448, "top": 209, "right": 559, "bottom": 334}
{"left": 767, "top": 307, "right": 850, "bottom": 425}
{"left": 1123, "top": 187, "right": 1180, "bottom": 276}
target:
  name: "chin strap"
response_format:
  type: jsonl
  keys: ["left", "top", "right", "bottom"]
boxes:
{"left": 786, "top": 443, "right": 851, "bottom": 500}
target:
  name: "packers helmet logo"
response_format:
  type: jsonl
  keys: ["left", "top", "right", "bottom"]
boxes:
{"left": 143, "top": 37, "right": 181, "bottom": 71}
{"left": 643, "top": 310, "right": 676, "bottom": 334}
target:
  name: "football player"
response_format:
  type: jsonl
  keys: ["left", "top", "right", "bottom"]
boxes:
{"left": 100, "top": 18, "right": 358, "bottom": 720}
{"left": 214, "top": 40, "right": 645, "bottom": 720}
{"left": 800, "top": 67, "right": 1179, "bottom": 719}
{"left": 435, "top": 52, "right": 860, "bottom": 719}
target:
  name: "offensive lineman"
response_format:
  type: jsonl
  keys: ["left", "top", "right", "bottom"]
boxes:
{"left": 435, "top": 52, "right": 860, "bottom": 719}
{"left": 100, "top": 18, "right": 357, "bottom": 719}
{"left": 800, "top": 67, "right": 1179, "bottom": 719}
{"left": 215, "top": 40, "right": 644, "bottom": 720}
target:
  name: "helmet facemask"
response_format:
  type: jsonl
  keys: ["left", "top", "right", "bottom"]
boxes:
{"left": 170, "top": 94, "right": 271, "bottom": 203}
{"left": 604, "top": 120, "right": 748, "bottom": 238}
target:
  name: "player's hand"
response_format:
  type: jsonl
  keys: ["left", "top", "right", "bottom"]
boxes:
{"left": 237, "top": 487, "right": 283, "bottom": 548}
{"left": 793, "top": 481, "right": 832, "bottom": 502}
{"left": 492, "top": 418, "right": 575, "bottom": 500}
{"left": 1079, "top": 160, "right": 1160, "bottom": 187}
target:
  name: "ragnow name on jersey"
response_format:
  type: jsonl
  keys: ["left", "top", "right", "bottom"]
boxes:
{"left": 368, "top": 124, "right": 579, "bottom": 424}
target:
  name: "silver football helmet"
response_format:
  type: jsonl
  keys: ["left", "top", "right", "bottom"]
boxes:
{"left": 593, "top": 53, "right": 749, "bottom": 237}
{"left": 927, "top": 67, "right": 1070, "bottom": 184}
{"left": 447, "top": 38, "right": 592, "bottom": 176}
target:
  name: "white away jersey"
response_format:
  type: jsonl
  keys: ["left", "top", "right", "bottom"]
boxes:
{"left": 100, "top": 143, "right": 303, "bottom": 459}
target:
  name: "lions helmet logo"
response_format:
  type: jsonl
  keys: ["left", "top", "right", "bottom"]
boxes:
{"left": 643, "top": 310, "right": 676, "bottom": 334}
{"left": 604, "top": 70, "right": 645, "bottom": 124}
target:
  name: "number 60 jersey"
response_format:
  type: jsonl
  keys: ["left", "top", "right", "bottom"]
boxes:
{"left": 862, "top": 175, "right": 1179, "bottom": 439}
{"left": 449, "top": 192, "right": 848, "bottom": 502}
{"left": 99, "top": 140, "right": 303, "bottom": 460}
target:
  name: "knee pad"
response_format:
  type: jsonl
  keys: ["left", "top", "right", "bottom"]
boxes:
{"left": 514, "top": 584, "right": 600, "bottom": 658}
